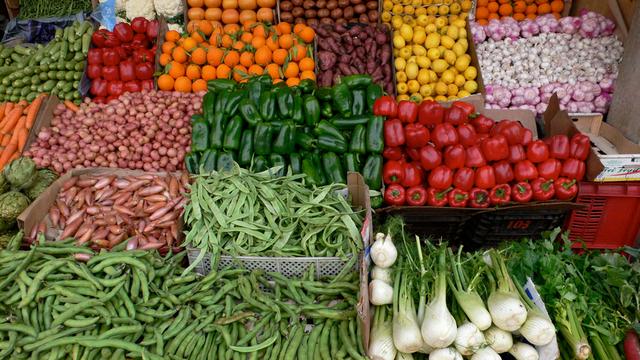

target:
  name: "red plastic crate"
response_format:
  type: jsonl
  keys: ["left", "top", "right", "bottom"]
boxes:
{"left": 567, "top": 182, "right": 640, "bottom": 249}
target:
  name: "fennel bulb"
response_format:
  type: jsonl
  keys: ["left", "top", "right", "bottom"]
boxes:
{"left": 470, "top": 347, "right": 502, "bottom": 360}
{"left": 372, "top": 266, "right": 393, "bottom": 284}
{"left": 392, "top": 268, "right": 424, "bottom": 353}
{"left": 370, "top": 279, "right": 393, "bottom": 305}
{"left": 453, "top": 291, "right": 492, "bottom": 331}
{"left": 519, "top": 310, "right": 555, "bottom": 346}
{"left": 428, "top": 347, "right": 463, "bottom": 360}
{"left": 483, "top": 325, "right": 513, "bottom": 353}
{"left": 370, "top": 305, "right": 397, "bottom": 360}
{"left": 487, "top": 250, "right": 527, "bottom": 332}
{"left": 421, "top": 250, "right": 457, "bottom": 349}
{"left": 396, "top": 353, "right": 415, "bottom": 360}
{"left": 371, "top": 233, "right": 397, "bottom": 268}
{"left": 508, "top": 342, "right": 540, "bottom": 360}
{"left": 454, "top": 322, "right": 486, "bottom": 356}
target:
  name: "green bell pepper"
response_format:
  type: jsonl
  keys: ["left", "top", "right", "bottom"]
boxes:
{"left": 290, "top": 153, "right": 302, "bottom": 174}
{"left": 366, "top": 83, "right": 383, "bottom": 112}
{"left": 191, "top": 114, "right": 204, "bottom": 123}
{"left": 224, "top": 89, "right": 245, "bottom": 116}
{"left": 273, "top": 123, "right": 295, "bottom": 154}
{"left": 370, "top": 195, "right": 383, "bottom": 209}
{"left": 269, "top": 154, "right": 286, "bottom": 177}
{"left": 322, "top": 152, "right": 346, "bottom": 184}
{"left": 341, "top": 74, "right": 373, "bottom": 89}
{"left": 191, "top": 119, "right": 209, "bottom": 152}
{"left": 332, "top": 82, "right": 352, "bottom": 117}
{"left": 207, "top": 79, "right": 236, "bottom": 92}
{"left": 217, "top": 152, "right": 235, "bottom": 173}
{"left": 295, "top": 132, "right": 316, "bottom": 151}
{"left": 331, "top": 115, "right": 371, "bottom": 129}
{"left": 214, "top": 89, "right": 230, "bottom": 113}
{"left": 302, "top": 156, "right": 324, "bottom": 186}
{"left": 223, "top": 116, "right": 243, "bottom": 151}
{"left": 199, "top": 149, "right": 218, "bottom": 173}
{"left": 247, "top": 75, "right": 271, "bottom": 104}
{"left": 184, "top": 152, "right": 200, "bottom": 174}
{"left": 303, "top": 96, "right": 320, "bottom": 126}
{"left": 291, "top": 96, "right": 304, "bottom": 124}
{"left": 238, "top": 129, "right": 254, "bottom": 167}
{"left": 317, "top": 134, "right": 347, "bottom": 153}
{"left": 202, "top": 92, "right": 215, "bottom": 124}
{"left": 259, "top": 91, "right": 276, "bottom": 122}
{"left": 208, "top": 112, "right": 225, "bottom": 149}
{"left": 344, "top": 153, "right": 361, "bottom": 173}
{"left": 253, "top": 123, "right": 273, "bottom": 155}
{"left": 366, "top": 115, "right": 384, "bottom": 153}
{"left": 252, "top": 155, "right": 269, "bottom": 172}
{"left": 351, "top": 89, "right": 366, "bottom": 116}
{"left": 238, "top": 99, "right": 262, "bottom": 127}
{"left": 321, "top": 103, "right": 333, "bottom": 119}
{"left": 317, "top": 87, "right": 333, "bottom": 102}
{"left": 316, "top": 120, "right": 345, "bottom": 141}
{"left": 298, "top": 79, "right": 316, "bottom": 94}
{"left": 362, "top": 154, "right": 382, "bottom": 190}
{"left": 349, "top": 125, "right": 367, "bottom": 154}
{"left": 277, "top": 86, "right": 294, "bottom": 119}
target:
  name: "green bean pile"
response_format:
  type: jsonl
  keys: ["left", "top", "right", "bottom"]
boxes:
{"left": 0, "top": 238, "right": 367, "bottom": 359}
{"left": 18, "top": 0, "right": 92, "bottom": 19}
{"left": 184, "top": 166, "right": 364, "bottom": 271}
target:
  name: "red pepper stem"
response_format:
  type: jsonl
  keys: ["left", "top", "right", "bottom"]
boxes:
{"left": 563, "top": 179, "right": 577, "bottom": 188}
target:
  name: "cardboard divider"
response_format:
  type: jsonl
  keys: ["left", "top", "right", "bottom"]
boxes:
{"left": 22, "top": 94, "right": 59, "bottom": 154}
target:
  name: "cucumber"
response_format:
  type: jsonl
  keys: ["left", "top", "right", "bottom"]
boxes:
{"left": 74, "top": 62, "right": 84, "bottom": 71}
{"left": 42, "top": 80, "right": 56, "bottom": 91}
{"left": 73, "top": 72, "right": 82, "bottom": 80}
{"left": 56, "top": 81, "right": 67, "bottom": 90}
{"left": 65, "top": 72, "right": 74, "bottom": 81}
{"left": 39, "top": 71, "right": 48, "bottom": 81}
{"left": 20, "top": 87, "right": 30, "bottom": 97}
{"left": 56, "top": 71, "right": 66, "bottom": 80}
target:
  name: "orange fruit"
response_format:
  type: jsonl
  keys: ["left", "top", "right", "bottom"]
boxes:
{"left": 168, "top": 61, "right": 186, "bottom": 78}
{"left": 197, "top": 20, "right": 215, "bottom": 35}
{"left": 254, "top": 46, "right": 272, "bottom": 66}
{"left": 248, "top": 64, "right": 263, "bottom": 75}
{"left": 233, "top": 65, "right": 248, "bottom": 81}
{"left": 182, "top": 37, "right": 198, "bottom": 51}
{"left": 537, "top": 3, "right": 550, "bottom": 14}
{"left": 488, "top": 13, "right": 500, "bottom": 19}
{"left": 487, "top": 1, "right": 499, "bottom": 12}
{"left": 240, "top": 32, "right": 253, "bottom": 43}
{"left": 498, "top": 0, "right": 509, "bottom": 3}
{"left": 224, "top": 50, "right": 240, "bottom": 67}
{"left": 477, "top": 0, "right": 488, "bottom": 5}
{"left": 224, "top": 23, "right": 241, "bottom": 34}
{"left": 174, "top": 77, "right": 192, "bottom": 92}
{"left": 498, "top": 4, "right": 512, "bottom": 15}
{"left": 205, "top": 8, "right": 222, "bottom": 21}
{"left": 239, "top": 10, "right": 257, "bottom": 24}
{"left": 272, "top": 49, "right": 288, "bottom": 65}
{"left": 256, "top": 8, "right": 273, "bottom": 22}
{"left": 204, "top": 0, "right": 222, "bottom": 6}
{"left": 477, "top": 18, "right": 489, "bottom": 25}
{"left": 526, "top": 4, "right": 537, "bottom": 13}
{"left": 232, "top": 41, "right": 245, "bottom": 51}
{"left": 202, "top": 65, "right": 217, "bottom": 80}
{"left": 188, "top": 0, "right": 204, "bottom": 6}
{"left": 186, "top": 20, "right": 199, "bottom": 33}
{"left": 276, "top": 22, "right": 291, "bottom": 35}
{"left": 251, "top": 35, "right": 266, "bottom": 49}
{"left": 297, "top": 26, "right": 315, "bottom": 43}
{"left": 289, "top": 44, "right": 307, "bottom": 61}
{"left": 293, "top": 23, "right": 305, "bottom": 34}
{"left": 300, "top": 71, "right": 315, "bottom": 81}
{"left": 283, "top": 62, "right": 299, "bottom": 78}
{"left": 476, "top": 6, "right": 489, "bottom": 19}
{"left": 188, "top": 8, "right": 205, "bottom": 20}
{"left": 207, "top": 48, "right": 225, "bottom": 65}
{"left": 159, "top": 53, "right": 172, "bottom": 66}
{"left": 240, "top": 51, "right": 254, "bottom": 67}
{"left": 216, "top": 64, "right": 232, "bottom": 78}
{"left": 165, "top": 30, "right": 181, "bottom": 42}
{"left": 243, "top": 20, "right": 256, "bottom": 31}
{"left": 278, "top": 34, "right": 293, "bottom": 49}
{"left": 191, "top": 48, "right": 207, "bottom": 65}
{"left": 253, "top": 23, "right": 268, "bottom": 38}
{"left": 273, "top": 78, "right": 283, "bottom": 84}
{"left": 513, "top": 0, "right": 526, "bottom": 12}
{"left": 550, "top": 0, "right": 563, "bottom": 12}
{"left": 257, "top": 0, "right": 275, "bottom": 7}
{"left": 220, "top": 34, "right": 233, "bottom": 48}
{"left": 221, "top": 9, "right": 239, "bottom": 24}
{"left": 239, "top": 0, "right": 257, "bottom": 9}
{"left": 266, "top": 36, "right": 279, "bottom": 51}
{"left": 222, "top": 0, "right": 237, "bottom": 8}
{"left": 535, "top": 0, "right": 548, "bottom": 4}
{"left": 264, "top": 63, "right": 280, "bottom": 79}
{"left": 193, "top": 79, "right": 208, "bottom": 92}
{"left": 299, "top": 57, "right": 314, "bottom": 71}
{"left": 157, "top": 74, "right": 175, "bottom": 91}
{"left": 186, "top": 64, "right": 202, "bottom": 80}
{"left": 286, "top": 77, "right": 300, "bottom": 86}
{"left": 162, "top": 41, "right": 176, "bottom": 54}
{"left": 513, "top": 12, "right": 526, "bottom": 20}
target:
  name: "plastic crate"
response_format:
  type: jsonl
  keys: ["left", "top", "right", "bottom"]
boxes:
{"left": 376, "top": 207, "right": 476, "bottom": 243}
{"left": 567, "top": 182, "right": 640, "bottom": 249}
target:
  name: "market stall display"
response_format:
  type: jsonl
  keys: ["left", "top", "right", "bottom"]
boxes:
{"left": 0, "top": 95, "right": 46, "bottom": 165}
{"left": 380, "top": 0, "right": 472, "bottom": 23}
{"left": 278, "top": 0, "right": 379, "bottom": 26}
{"left": 474, "top": 0, "right": 565, "bottom": 24}
{"left": 186, "top": 0, "right": 276, "bottom": 26}
{"left": 18, "top": 0, "right": 93, "bottom": 19}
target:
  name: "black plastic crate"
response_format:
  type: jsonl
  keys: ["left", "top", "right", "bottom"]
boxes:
{"left": 376, "top": 207, "right": 478, "bottom": 243}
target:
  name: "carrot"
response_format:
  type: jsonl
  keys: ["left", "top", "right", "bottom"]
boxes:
{"left": 17, "top": 127, "right": 28, "bottom": 152}
{"left": 4, "top": 102, "right": 13, "bottom": 117}
{"left": 0, "top": 103, "right": 6, "bottom": 119}
{"left": 0, "top": 108, "right": 23, "bottom": 134}
{"left": 0, "top": 134, "right": 9, "bottom": 147}
{"left": 16, "top": 100, "right": 27, "bottom": 108}
{"left": 25, "top": 95, "right": 45, "bottom": 129}
{"left": 0, "top": 141, "right": 18, "bottom": 169}
{"left": 64, "top": 100, "right": 80, "bottom": 112}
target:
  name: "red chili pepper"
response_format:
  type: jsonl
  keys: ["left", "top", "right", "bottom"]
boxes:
{"left": 561, "top": 158, "right": 586, "bottom": 181}
{"left": 493, "top": 161, "right": 514, "bottom": 184}
{"left": 419, "top": 145, "right": 442, "bottom": 170}
{"left": 113, "top": 22, "right": 134, "bottom": 43}
{"left": 508, "top": 144, "right": 527, "bottom": 163}
{"left": 101, "top": 65, "right": 120, "bottom": 81}
{"left": 373, "top": 96, "right": 398, "bottom": 117}
{"left": 498, "top": 120, "right": 525, "bottom": 145}
{"left": 537, "top": 158, "right": 562, "bottom": 180}
{"left": 101, "top": 48, "right": 120, "bottom": 66}
{"left": 86, "top": 64, "right": 102, "bottom": 79}
{"left": 432, "top": 123, "right": 459, "bottom": 149}
{"left": 428, "top": 165, "right": 453, "bottom": 190}
{"left": 383, "top": 147, "right": 404, "bottom": 161}
{"left": 401, "top": 162, "right": 423, "bottom": 187}
{"left": 384, "top": 119, "right": 405, "bottom": 147}
{"left": 119, "top": 60, "right": 136, "bottom": 82}
{"left": 470, "top": 114, "right": 494, "bottom": 134}
{"left": 444, "top": 144, "right": 466, "bottom": 169}
{"left": 475, "top": 165, "right": 496, "bottom": 189}
{"left": 384, "top": 184, "right": 406, "bottom": 206}
{"left": 448, "top": 188, "right": 469, "bottom": 207}
{"left": 453, "top": 167, "right": 474, "bottom": 191}
{"left": 554, "top": 177, "right": 578, "bottom": 200}
{"left": 570, "top": 133, "right": 591, "bottom": 160}
{"left": 456, "top": 123, "right": 477, "bottom": 148}
{"left": 406, "top": 186, "right": 428, "bottom": 206}
{"left": 427, "top": 187, "right": 450, "bottom": 207}
{"left": 90, "top": 78, "right": 108, "bottom": 97}
{"left": 489, "top": 184, "right": 511, "bottom": 205}
{"left": 87, "top": 48, "right": 103, "bottom": 65}
{"left": 444, "top": 105, "right": 468, "bottom": 126}
{"left": 465, "top": 145, "right": 486, "bottom": 168}
{"left": 383, "top": 160, "right": 405, "bottom": 184}
{"left": 532, "top": 178, "right": 555, "bottom": 201}
{"left": 481, "top": 135, "right": 509, "bottom": 162}
{"left": 404, "top": 123, "right": 430, "bottom": 148}
{"left": 397, "top": 100, "right": 419, "bottom": 123}
{"left": 469, "top": 188, "right": 490, "bottom": 208}
{"left": 548, "top": 135, "right": 570, "bottom": 159}
{"left": 514, "top": 160, "right": 539, "bottom": 181}
{"left": 131, "top": 17, "right": 150, "bottom": 34}
{"left": 522, "top": 128, "right": 533, "bottom": 146}
{"left": 417, "top": 100, "right": 444, "bottom": 128}
{"left": 512, "top": 182, "right": 533, "bottom": 203}
{"left": 526, "top": 140, "right": 550, "bottom": 163}
{"left": 406, "top": 148, "right": 421, "bottom": 162}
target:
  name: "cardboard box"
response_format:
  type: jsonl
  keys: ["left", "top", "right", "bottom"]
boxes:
{"left": 23, "top": 95, "right": 58, "bottom": 154}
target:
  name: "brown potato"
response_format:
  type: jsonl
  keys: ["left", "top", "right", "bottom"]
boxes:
{"left": 330, "top": 7, "right": 343, "bottom": 18}
{"left": 280, "top": 0, "right": 293, "bottom": 11}
{"left": 292, "top": 0, "right": 303, "bottom": 6}
{"left": 336, "top": 18, "right": 347, "bottom": 24}
{"left": 326, "top": 0, "right": 338, "bottom": 9}
{"left": 320, "top": 17, "right": 334, "bottom": 24}
{"left": 315, "top": 0, "right": 326, "bottom": 7}
{"left": 305, "top": 9, "right": 317, "bottom": 17}
{"left": 292, "top": 6, "right": 305, "bottom": 17}
{"left": 337, "top": 0, "right": 349, "bottom": 7}
{"left": 358, "top": 13, "right": 368, "bottom": 22}
{"left": 295, "top": 17, "right": 306, "bottom": 23}
{"left": 350, "top": 0, "right": 362, "bottom": 4}
{"left": 366, "top": 0, "right": 377, "bottom": 9}
{"left": 343, "top": 6, "right": 354, "bottom": 18}
{"left": 307, "top": 18, "right": 319, "bottom": 26}
{"left": 317, "top": 8, "right": 330, "bottom": 17}
{"left": 280, "top": 11, "right": 294, "bottom": 21}
{"left": 354, "top": 4, "right": 366, "bottom": 13}
{"left": 368, "top": 9, "right": 378, "bottom": 22}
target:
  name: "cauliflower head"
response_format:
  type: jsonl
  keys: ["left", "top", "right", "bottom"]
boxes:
{"left": 125, "top": 0, "right": 156, "bottom": 20}
{"left": 154, "top": 0, "right": 184, "bottom": 18}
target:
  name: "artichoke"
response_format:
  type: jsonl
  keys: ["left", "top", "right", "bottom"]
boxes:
{"left": 4, "top": 157, "right": 36, "bottom": 190}
{"left": 0, "top": 172, "right": 9, "bottom": 195}
{"left": 0, "top": 218, "right": 14, "bottom": 233}
{"left": 24, "top": 169, "right": 59, "bottom": 201}
{"left": 0, "top": 191, "right": 30, "bottom": 222}
{"left": 0, "top": 230, "right": 18, "bottom": 250}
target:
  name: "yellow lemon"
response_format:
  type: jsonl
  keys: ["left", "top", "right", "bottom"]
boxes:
{"left": 435, "top": 95, "right": 448, "bottom": 101}
{"left": 450, "top": 15, "right": 458, "bottom": 22}
{"left": 415, "top": 7, "right": 427, "bottom": 16}
{"left": 427, "top": 48, "right": 441, "bottom": 60}
{"left": 425, "top": 23, "right": 437, "bottom": 34}
{"left": 393, "top": 49, "right": 399, "bottom": 57}
{"left": 403, "top": 16, "right": 415, "bottom": 26}
{"left": 396, "top": 71, "right": 408, "bottom": 83}
{"left": 392, "top": 16, "right": 403, "bottom": 29}
{"left": 443, "top": 0, "right": 452, "bottom": 4}
{"left": 452, "top": 42, "right": 465, "bottom": 57}
{"left": 395, "top": 57, "right": 407, "bottom": 71}
{"left": 417, "top": 68, "right": 430, "bottom": 84}
{"left": 434, "top": 17, "right": 447, "bottom": 28}
{"left": 397, "top": 94, "right": 410, "bottom": 101}
{"left": 392, "top": 4, "right": 404, "bottom": 14}
{"left": 452, "top": 19, "right": 466, "bottom": 28}
{"left": 447, "top": 83, "right": 458, "bottom": 96}
{"left": 420, "top": 84, "right": 433, "bottom": 97}
{"left": 454, "top": 74, "right": 466, "bottom": 87}
{"left": 457, "top": 38, "right": 468, "bottom": 51}
{"left": 393, "top": 35, "right": 406, "bottom": 49}
{"left": 446, "top": 26, "right": 459, "bottom": 40}
{"left": 407, "top": 80, "right": 420, "bottom": 93}
{"left": 464, "top": 80, "right": 478, "bottom": 93}
{"left": 399, "top": 46, "right": 413, "bottom": 59}
{"left": 450, "top": 3, "right": 461, "bottom": 15}
{"left": 412, "top": 44, "right": 427, "bottom": 56}
{"left": 441, "top": 69, "right": 455, "bottom": 84}
{"left": 423, "top": 0, "right": 432, "bottom": 4}
{"left": 400, "top": 24, "right": 413, "bottom": 42}
{"left": 429, "top": 70, "right": 438, "bottom": 82}
{"left": 383, "top": 0, "right": 393, "bottom": 10}
{"left": 438, "top": 4, "right": 449, "bottom": 15}
{"left": 427, "top": 5, "right": 438, "bottom": 15}
{"left": 416, "top": 14, "right": 429, "bottom": 26}
{"left": 407, "top": 56, "right": 416, "bottom": 63}
{"left": 460, "top": 0, "right": 471, "bottom": 11}
{"left": 454, "top": 56, "right": 470, "bottom": 72}
{"left": 381, "top": 11, "right": 392, "bottom": 23}
{"left": 459, "top": 12, "right": 468, "bottom": 20}
{"left": 448, "top": 95, "right": 458, "bottom": 100}
{"left": 411, "top": 0, "right": 421, "bottom": 7}
{"left": 443, "top": 50, "right": 457, "bottom": 65}
{"left": 459, "top": 28, "right": 467, "bottom": 39}
{"left": 400, "top": 0, "right": 410, "bottom": 5}
{"left": 416, "top": 56, "right": 431, "bottom": 69}
{"left": 413, "top": 30, "right": 426, "bottom": 45}
{"left": 397, "top": 82, "right": 409, "bottom": 95}
{"left": 431, "top": 59, "right": 448, "bottom": 73}
{"left": 404, "top": 5, "right": 415, "bottom": 15}
{"left": 425, "top": 33, "right": 440, "bottom": 48}
{"left": 405, "top": 62, "right": 419, "bottom": 80}
{"left": 441, "top": 35, "right": 455, "bottom": 49}
{"left": 457, "top": 90, "right": 471, "bottom": 98}
{"left": 464, "top": 66, "right": 477, "bottom": 80}
{"left": 435, "top": 81, "right": 448, "bottom": 95}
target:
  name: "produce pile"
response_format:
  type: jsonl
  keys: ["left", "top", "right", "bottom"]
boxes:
{"left": 0, "top": 20, "right": 92, "bottom": 104}
{"left": 314, "top": 23, "right": 394, "bottom": 95}
{"left": 24, "top": 91, "right": 200, "bottom": 174}
{"left": 186, "top": 0, "right": 276, "bottom": 26}
{"left": 279, "top": 0, "right": 379, "bottom": 26}
{"left": 0, "top": 238, "right": 367, "bottom": 359}
{"left": 25, "top": 172, "right": 188, "bottom": 251}
{"left": 472, "top": 11, "right": 622, "bottom": 114}
{"left": 185, "top": 75, "right": 384, "bottom": 192}
{"left": 18, "top": 0, "right": 92, "bottom": 19}
{"left": 183, "top": 166, "right": 364, "bottom": 271}
{"left": 0, "top": 96, "right": 45, "bottom": 168}
{"left": 377, "top": 97, "right": 587, "bottom": 207}
{"left": 157, "top": 21, "right": 316, "bottom": 92}
{"left": 381, "top": 0, "right": 472, "bottom": 23}
{"left": 474, "top": 0, "right": 565, "bottom": 24}
{"left": 87, "top": 18, "right": 159, "bottom": 102}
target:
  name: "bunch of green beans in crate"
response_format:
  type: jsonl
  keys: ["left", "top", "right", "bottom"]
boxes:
{"left": 0, "top": 236, "right": 367, "bottom": 359}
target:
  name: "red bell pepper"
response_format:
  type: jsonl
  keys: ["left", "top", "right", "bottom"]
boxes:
{"left": 508, "top": 144, "right": 526, "bottom": 163}
{"left": 87, "top": 48, "right": 103, "bottom": 65}
{"left": 373, "top": 96, "right": 398, "bottom": 118}
{"left": 86, "top": 64, "right": 102, "bottom": 80}
{"left": 113, "top": 22, "right": 134, "bottom": 43}
{"left": 476, "top": 133, "right": 489, "bottom": 144}
{"left": 427, "top": 187, "right": 450, "bottom": 207}
{"left": 444, "top": 105, "right": 468, "bottom": 126}
{"left": 398, "top": 100, "right": 419, "bottom": 123}
{"left": 119, "top": 60, "right": 136, "bottom": 82}
{"left": 453, "top": 167, "right": 474, "bottom": 191}
{"left": 470, "top": 114, "right": 494, "bottom": 134}
{"left": 554, "top": 178, "right": 578, "bottom": 200}
{"left": 401, "top": 162, "right": 423, "bottom": 187}
{"left": 131, "top": 17, "right": 150, "bottom": 34}
{"left": 103, "top": 31, "right": 121, "bottom": 48}
{"left": 498, "top": 120, "right": 525, "bottom": 145}
{"left": 457, "top": 123, "right": 477, "bottom": 148}
{"left": 384, "top": 184, "right": 406, "bottom": 206}
{"left": 404, "top": 123, "right": 430, "bottom": 148}
{"left": 101, "top": 66, "right": 120, "bottom": 81}
{"left": 383, "top": 147, "right": 404, "bottom": 161}
{"left": 570, "top": 133, "right": 590, "bottom": 160}
{"left": 522, "top": 128, "right": 533, "bottom": 146}
{"left": 444, "top": 144, "right": 466, "bottom": 169}
{"left": 428, "top": 165, "right": 453, "bottom": 190}
{"left": 490, "top": 120, "right": 507, "bottom": 137}
{"left": 90, "top": 78, "right": 108, "bottom": 97}
{"left": 124, "top": 81, "right": 142, "bottom": 93}
{"left": 531, "top": 178, "right": 555, "bottom": 201}
{"left": 406, "top": 186, "right": 428, "bottom": 206}
{"left": 417, "top": 100, "right": 444, "bottom": 128}
{"left": 432, "top": 123, "right": 459, "bottom": 149}
{"left": 489, "top": 184, "right": 511, "bottom": 205}
{"left": 448, "top": 189, "right": 469, "bottom": 207}
{"left": 406, "top": 148, "right": 421, "bottom": 162}
{"left": 493, "top": 161, "right": 514, "bottom": 184}
{"left": 475, "top": 165, "right": 496, "bottom": 189}
{"left": 537, "top": 158, "right": 562, "bottom": 180}
{"left": 548, "top": 135, "right": 570, "bottom": 159}
{"left": 102, "top": 48, "right": 120, "bottom": 66}
{"left": 526, "top": 140, "right": 549, "bottom": 163}
{"left": 465, "top": 145, "right": 486, "bottom": 168}
{"left": 383, "top": 160, "right": 405, "bottom": 184}
{"left": 419, "top": 145, "right": 442, "bottom": 170}
{"left": 514, "top": 160, "right": 539, "bottom": 181}
{"left": 469, "top": 188, "right": 490, "bottom": 208}
{"left": 512, "top": 182, "right": 533, "bottom": 203}
{"left": 384, "top": 119, "right": 405, "bottom": 147}
{"left": 133, "top": 48, "right": 155, "bottom": 64}
{"left": 91, "top": 29, "right": 109, "bottom": 48}
{"left": 141, "top": 80, "right": 154, "bottom": 91}
{"left": 107, "top": 81, "right": 124, "bottom": 97}
{"left": 135, "top": 62, "right": 154, "bottom": 80}
{"left": 561, "top": 158, "right": 586, "bottom": 180}
{"left": 448, "top": 101, "right": 475, "bottom": 121}
{"left": 147, "top": 19, "right": 159, "bottom": 40}
{"left": 481, "top": 135, "right": 509, "bottom": 162}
